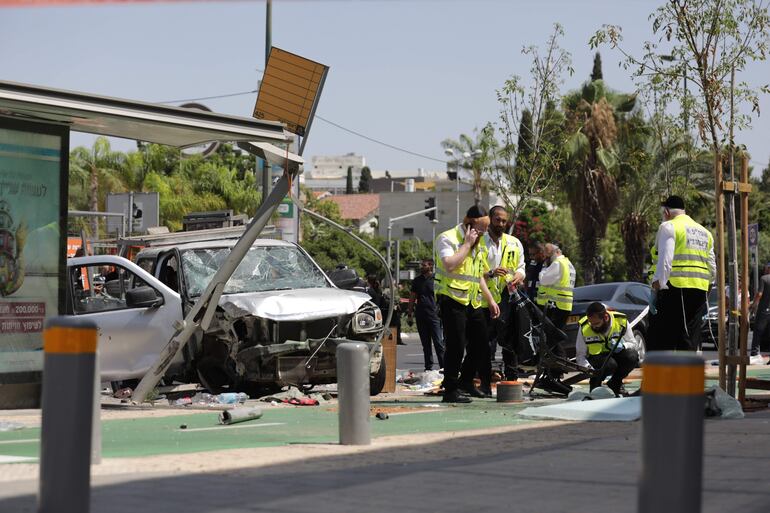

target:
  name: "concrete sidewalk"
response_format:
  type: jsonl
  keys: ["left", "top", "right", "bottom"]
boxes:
{"left": 1, "top": 397, "right": 769, "bottom": 512}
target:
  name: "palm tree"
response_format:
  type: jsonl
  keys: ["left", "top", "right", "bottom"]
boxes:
{"left": 562, "top": 76, "right": 636, "bottom": 284}
{"left": 441, "top": 128, "right": 496, "bottom": 207}
{"left": 69, "top": 137, "right": 126, "bottom": 236}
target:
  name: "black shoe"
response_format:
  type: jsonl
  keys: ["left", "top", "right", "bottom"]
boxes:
{"left": 458, "top": 384, "right": 489, "bottom": 398}
{"left": 442, "top": 390, "right": 472, "bottom": 403}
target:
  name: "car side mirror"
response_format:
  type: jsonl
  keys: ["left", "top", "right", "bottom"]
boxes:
{"left": 126, "top": 286, "right": 164, "bottom": 308}
{"left": 328, "top": 267, "right": 361, "bottom": 290}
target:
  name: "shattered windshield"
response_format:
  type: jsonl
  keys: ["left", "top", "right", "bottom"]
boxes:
{"left": 180, "top": 245, "right": 329, "bottom": 297}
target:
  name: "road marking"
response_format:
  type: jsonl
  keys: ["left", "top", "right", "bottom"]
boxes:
{"left": 177, "top": 422, "right": 285, "bottom": 433}
{"left": 0, "top": 455, "right": 37, "bottom": 463}
{"left": 0, "top": 438, "right": 38, "bottom": 445}
{"left": 406, "top": 353, "right": 423, "bottom": 357}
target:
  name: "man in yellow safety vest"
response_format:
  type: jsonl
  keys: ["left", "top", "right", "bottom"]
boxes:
{"left": 575, "top": 302, "right": 639, "bottom": 396}
{"left": 536, "top": 242, "right": 576, "bottom": 361}
{"left": 434, "top": 205, "right": 500, "bottom": 403}
{"left": 649, "top": 195, "right": 715, "bottom": 351}
{"left": 460, "top": 205, "right": 525, "bottom": 393}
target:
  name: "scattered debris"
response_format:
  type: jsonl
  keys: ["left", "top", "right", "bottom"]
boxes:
{"left": 219, "top": 407, "right": 264, "bottom": 425}
{"left": 706, "top": 386, "right": 744, "bottom": 419}
{"left": 0, "top": 421, "right": 25, "bottom": 432}
{"left": 259, "top": 386, "right": 328, "bottom": 405}
{"left": 112, "top": 387, "right": 133, "bottom": 399}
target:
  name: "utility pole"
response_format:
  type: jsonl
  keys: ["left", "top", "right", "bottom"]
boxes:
{"left": 260, "top": 0, "right": 272, "bottom": 206}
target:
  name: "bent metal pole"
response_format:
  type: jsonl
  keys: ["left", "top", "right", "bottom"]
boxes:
{"left": 337, "top": 342, "right": 371, "bottom": 445}
{"left": 38, "top": 317, "right": 98, "bottom": 513}
{"left": 638, "top": 352, "right": 704, "bottom": 513}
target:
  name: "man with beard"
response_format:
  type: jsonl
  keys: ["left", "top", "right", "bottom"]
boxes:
{"left": 460, "top": 205, "right": 525, "bottom": 391}
{"left": 434, "top": 205, "right": 499, "bottom": 403}
{"left": 575, "top": 302, "right": 639, "bottom": 396}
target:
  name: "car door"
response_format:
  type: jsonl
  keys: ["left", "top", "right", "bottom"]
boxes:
{"left": 67, "top": 255, "right": 183, "bottom": 381}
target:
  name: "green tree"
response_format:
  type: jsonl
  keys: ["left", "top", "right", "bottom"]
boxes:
{"left": 69, "top": 137, "right": 126, "bottom": 236}
{"left": 562, "top": 75, "right": 636, "bottom": 284}
{"left": 485, "top": 24, "right": 572, "bottom": 220}
{"left": 441, "top": 128, "right": 494, "bottom": 207}
{"left": 358, "top": 166, "right": 372, "bottom": 193}
{"left": 346, "top": 166, "right": 354, "bottom": 194}
{"left": 590, "top": 52, "right": 603, "bottom": 81}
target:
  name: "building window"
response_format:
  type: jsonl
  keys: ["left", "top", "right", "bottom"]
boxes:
{"left": 403, "top": 227, "right": 414, "bottom": 236}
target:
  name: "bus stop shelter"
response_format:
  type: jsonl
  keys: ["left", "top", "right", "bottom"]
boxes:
{"left": 0, "top": 80, "right": 299, "bottom": 407}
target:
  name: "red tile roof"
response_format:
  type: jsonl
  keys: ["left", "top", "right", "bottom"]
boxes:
{"left": 323, "top": 193, "right": 380, "bottom": 221}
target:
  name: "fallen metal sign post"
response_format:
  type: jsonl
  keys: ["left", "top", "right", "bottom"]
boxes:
{"left": 131, "top": 157, "right": 300, "bottom": 404}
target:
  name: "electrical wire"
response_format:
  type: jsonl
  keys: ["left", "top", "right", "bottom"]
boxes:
{"left": 158, "top": 89, "right": 449, "bottom": 164}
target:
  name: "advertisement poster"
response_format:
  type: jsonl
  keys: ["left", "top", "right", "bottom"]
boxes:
{"left": 0, "top": 120, "right": 67, "bottom": 376}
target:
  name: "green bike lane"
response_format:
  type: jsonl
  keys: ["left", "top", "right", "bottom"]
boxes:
{"left": 0, "top": 396, "right": 543, "bottom": 461}
{"left": 2, "top": 366, "right": 769, "bottom": 462}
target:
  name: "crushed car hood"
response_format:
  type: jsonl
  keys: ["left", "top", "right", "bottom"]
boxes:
{"left": 218, "top": 288, "right": 374, "bottom": 321}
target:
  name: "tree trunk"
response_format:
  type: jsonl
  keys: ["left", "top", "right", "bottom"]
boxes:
{"left": 571, "top": 166, "right": 617, "bottom": 285}
{"left": 620, "top": 213, "right": 649, "bottom": 283}
{"left": 89, "top": 165, "right": 99, "bottom": 236}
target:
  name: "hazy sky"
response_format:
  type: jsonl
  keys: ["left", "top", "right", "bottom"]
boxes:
{"left": 1, "top": 0, "right": 768, "bottom": 175}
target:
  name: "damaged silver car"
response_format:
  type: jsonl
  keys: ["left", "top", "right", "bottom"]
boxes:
{"left": 66, "top": 237, "right": 386, "bottom": 395}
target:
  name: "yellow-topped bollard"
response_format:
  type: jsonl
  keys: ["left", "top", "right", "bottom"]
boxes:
{"left": 38, "top": 317, "right": 98, "bottom": 513}
{"left": 638, "top": 351, "right": 705, "bottom": 513}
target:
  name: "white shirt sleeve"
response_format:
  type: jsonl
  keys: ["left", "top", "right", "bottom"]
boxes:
{"left": 619, "top": 324, "right": 636, "bottom": 353}
{"left": 707, "top": 239, "right": 716, "bottom": 283}
{"left": 575, "top": 329, "right": 589, "bottom": 367}
{"left": 513, "top": 238, "right": 526, "bottom": 279}
{"left": 652, "top": 222, "right": 675, "bottom": 290}
{"left": 437, "top": 228, "right": 459, "bottom": 260}
{"left": 538, "top": 260, "right": 562, "bottom": 286}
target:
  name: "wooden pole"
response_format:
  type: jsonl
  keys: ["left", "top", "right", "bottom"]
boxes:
{"left": 739, "top": 154, "right": 750, "bottom": 404}
{"left": 716, "top": 156, "right": 727, "bottom": 390}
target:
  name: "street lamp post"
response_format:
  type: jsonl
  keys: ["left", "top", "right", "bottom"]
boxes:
{"left": 444, "top": 148, "right": 483, "bottom": 224}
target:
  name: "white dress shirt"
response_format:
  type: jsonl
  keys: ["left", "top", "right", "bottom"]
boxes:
{"left": 652, "top": 217, "right": 716, "bottom": 290}
{"left": 483, "top": 232, "right": 525, "bottom": 280}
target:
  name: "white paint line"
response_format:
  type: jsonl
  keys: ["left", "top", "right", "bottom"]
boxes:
{"left": 406, "top": 353, "right": 423, "bottom": 357}
{"left": 0, "top": 438, "right": 38, "bottom": 445}
{"left": 176, "top": 422, "right": 285, "bottom": 433}
{"left": 0, "top": 455, "right": 37, "bottom": 463}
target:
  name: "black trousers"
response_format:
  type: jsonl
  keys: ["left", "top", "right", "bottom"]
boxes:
{"left": 752, "top": 310, "right": 770, "bottom": 353}
{"left": 648, "top": 285, "right": 708, "bottom": 351}
{"left": 416, "top": 310, "right": 445, "bottom": 370}
{"left": 438, "top": 295, "right": 488, "bottom": 393}
{"left": 587, "top": 347, "right": 639, "bottom": 392}
{"left": 542, "top": 305, "right": 568, "bottom": 360}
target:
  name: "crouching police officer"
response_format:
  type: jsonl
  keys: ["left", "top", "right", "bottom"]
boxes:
{"left": 575, "top": 302, "right": 639, "bottom": 396}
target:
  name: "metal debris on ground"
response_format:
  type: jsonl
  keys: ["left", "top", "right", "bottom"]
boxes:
{"left": 0, "top": 421, "right": 25, "bottom": 432}
{"left": 219, "top": 407, "right": 264, "bottom": 425}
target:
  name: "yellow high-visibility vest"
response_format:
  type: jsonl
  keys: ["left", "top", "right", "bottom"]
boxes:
{"left": 669, "top": 215, "right": 712, "bottom": 291}
{"left": 471, "top": 233, "right": 522, "bottom": 308}
{"left": 536, "top": 255, "right": 575, "bottom": 311}
{"left": 579, "top": 311, "right": 628, "bottom": 356}
{"left": 434, "top": 226, "right": 482, "bottom": 306}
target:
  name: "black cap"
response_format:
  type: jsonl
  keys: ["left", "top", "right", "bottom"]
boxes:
{"left": 465, "top": 205, "right": 488, "bottom": 219}
{"left": 661, "top": 195, "right": 685, "bottom": 209}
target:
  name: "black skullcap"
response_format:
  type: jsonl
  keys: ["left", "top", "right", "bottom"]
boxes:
{"left": 465, "top": 205, "right": 488, "bottom": 219}
{"left": 661, "top": 195, "right": 685, "bottom": 209}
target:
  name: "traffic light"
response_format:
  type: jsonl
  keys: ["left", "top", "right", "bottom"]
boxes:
{"left": 424, "top": 196, "right": 436, "bottom": 221}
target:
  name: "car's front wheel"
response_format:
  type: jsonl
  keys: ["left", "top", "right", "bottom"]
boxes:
{"left": 633, "top": 329, "right": 647, "bottom": 365}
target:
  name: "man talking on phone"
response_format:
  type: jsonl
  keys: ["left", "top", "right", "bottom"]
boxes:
{"left": 434, "top": 205, "right": 500, "bottom": 403}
